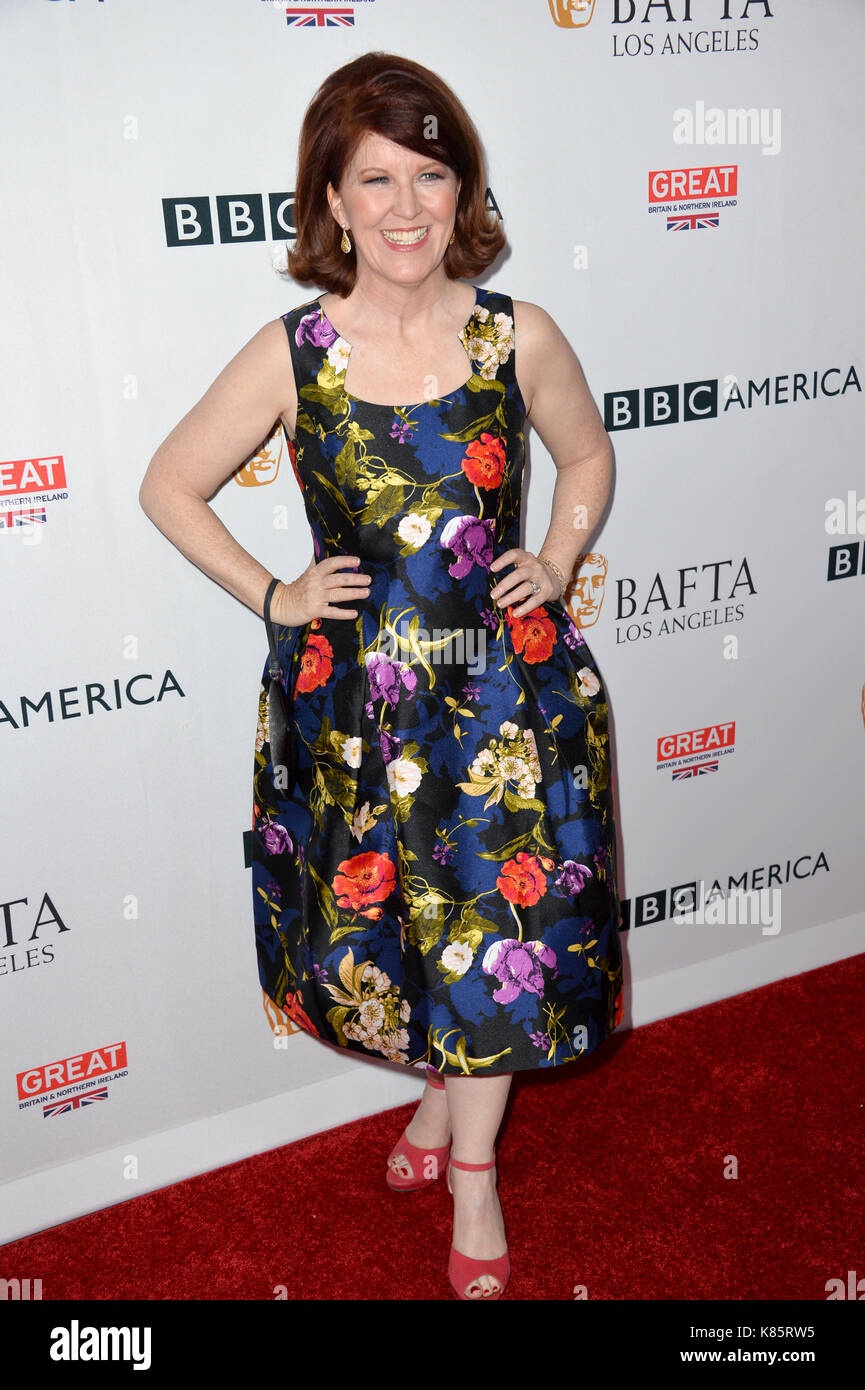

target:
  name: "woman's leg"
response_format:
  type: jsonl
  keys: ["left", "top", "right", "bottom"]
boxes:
{"left": 445, "top": 1072, "right": 512, "bottom": 1298}
{"left": 387, "top": 1073, "right": 452, "bottom": 1181}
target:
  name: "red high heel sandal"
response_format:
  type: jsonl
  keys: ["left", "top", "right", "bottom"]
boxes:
{"left": 385, "top": 1067, "right": 451, "bottom": 1193}
{"left": 446, "top": 1156, "right": 510, "bottom": 1300}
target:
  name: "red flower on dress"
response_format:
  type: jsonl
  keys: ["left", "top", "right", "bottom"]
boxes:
{"left": 497, "top": 852, "right": 547, "bottom": 907}
{"left": 295, "top": 633, "right": 333, "bottom": 693}
{"left": 505, "top": 607, "right": 557, "bottom": 663}
{"left": 461, "top": 433, "right": 506, "bottom": 489}
{"left": 287, "top": 436, "right": 304, "bottom": 494}
{"left": 332, "top": 851, "right": 396, "bottom": 914}
{"left": 282, "top": 989, "right": 318, "bottom": 1036}
{"left": 613, "top": 988, "right": 624, "bottom": 1027}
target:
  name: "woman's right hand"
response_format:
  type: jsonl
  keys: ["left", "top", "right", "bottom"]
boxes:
{"left": 268, "top": 555, "right": 371, "bottom": 627}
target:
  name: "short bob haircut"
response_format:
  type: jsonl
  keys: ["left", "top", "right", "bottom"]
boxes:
{"left": 286, "top": 51, "right": 505, "bottom": 295}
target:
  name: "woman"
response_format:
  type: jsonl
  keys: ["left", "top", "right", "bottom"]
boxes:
{"left": 140, "top": 51, "right": 624, "bottom": 1301}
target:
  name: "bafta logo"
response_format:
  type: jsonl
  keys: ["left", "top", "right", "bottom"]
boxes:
{"left": 235, "top": 421, "right": 284, "bottom": 487}
{"left": 548, "top": 0, "right": 596, "bottom": 28}
{"left": 565, "top": 552, "right": 607, "bottom": 628}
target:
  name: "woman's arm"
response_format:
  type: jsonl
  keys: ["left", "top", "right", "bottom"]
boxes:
{"left": 138, "top": 318, "right": 298, "bottom": 620}
{"left": 502, "top": 299, "right": 612, "bottom": 608}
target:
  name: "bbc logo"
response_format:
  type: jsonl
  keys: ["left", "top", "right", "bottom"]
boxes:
{"left": 604, "top": 380, "right": 718, "bottom": 431}
{"left": 827, "top": 542, "right": 865, "bottom": 581}
{"left": 620, "top": 883, "right": 698, "bottom": 929}
{"left": 162, "top": 194, "right": 295, "bottom": 247}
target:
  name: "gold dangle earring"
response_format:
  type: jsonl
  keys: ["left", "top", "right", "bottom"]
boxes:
{"left": 340, "top": 225, "right": 352, "bottom": 254}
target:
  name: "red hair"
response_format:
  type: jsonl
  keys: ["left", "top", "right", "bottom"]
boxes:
{"left": 285, "top": 51, "right": 505, "bottom": 294}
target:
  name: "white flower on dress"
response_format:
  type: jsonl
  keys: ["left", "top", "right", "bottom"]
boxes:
{"left": 342, "top": 736, "right": 363, "bottom": 768}
{"left": 493, "top": 311, "right": 515, "bottom": 355}
{"left": 465, "top": 311, "right": 515, "bottom": 380}
{"left": 386, "top": 757, "right": 423, "bottom": 798}
{"left": 399, "top": 998, "right": 411, "bottom": 1022}
{"left": 326, "top": 337, "right": 351, "bottom": 372}
{"left": 358, "top": 998, "right": 385, "bottom": 1031}
{"left": 577, "top": 667, "right": 600, "bottom": 697}
{"left": 499, "top": 720, "right": 519, "bottom": 739}
{"left": 499, "top": 754, "right": 526, "bottom": 782}
{"left": 522, "top": 727, "right": 543, "bottom": 781}
{"left": 476, "top": 344, "right": 501, "bottom": 380}
{"left": 441, "top": 941, "right": 473, "bottom": 977}
{"left": 362, "top": 963, "right": 391, "bottom": 993}
{"left": 396, "top": 513, "right": 432, "bottom": 549}
{"left": 497, "top": 752, "right": 535, "bottom": 800}
{"left": 470, "top": 747, "right": 496, "bottom": 776}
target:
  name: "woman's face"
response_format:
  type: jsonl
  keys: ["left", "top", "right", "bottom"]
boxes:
{"left": 327, "top": 130, "right": 460, "bottom": 288}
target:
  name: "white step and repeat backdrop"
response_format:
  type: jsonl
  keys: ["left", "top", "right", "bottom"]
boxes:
{"left": 2, "top": 0, "right": 863, "bottom": 1244}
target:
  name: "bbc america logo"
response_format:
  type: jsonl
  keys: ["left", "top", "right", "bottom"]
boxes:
{"left": 605, "top": 365, "right": 859, "bottom": 430}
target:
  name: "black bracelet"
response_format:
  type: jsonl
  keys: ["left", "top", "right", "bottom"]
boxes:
{"left": 263, "top": 577, "right": 282, "bottom": 678}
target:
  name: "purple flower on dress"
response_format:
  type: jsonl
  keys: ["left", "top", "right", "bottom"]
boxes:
{"left": 555, "top": 860, "right": 593, "bottom": 896}
{"left": 390, "top": 419, "right": 414, "bottom": 443}
{"left": 462, "top": 682, "right": 481, "bottom": 702}
{"left": 379, "top": 728, "right": 402, "bottom": 766}
{"left": 296, "top": 310, "right": 338, "bottom": 350}
{"left": 440, "top": 516, "right": 494, "bottom": 579}
{"left": 258, "top": 818, "right": 293, "bottom": 857}
{"left": 311, "top": 962, "right": 329, "bottom": 983}
{"left": 529, "top": 1030, "right": 551, "bottom": 1049}
{"left": 480, "top": 607, "right": 499, "bottom": 630}
{"left": 482, "top": 939, "right": 558, "bottom": 1004}
{"left": 433, "top": 840, "right": 454, "bottom": 866}
{"left": 593, "top": 845, "right": 611, "bottom": 877}
{"left": 563, "top": 613, "right": 585, "bottom": 650}
{"left": 365, "top": 651, "right": 418, "bottom": 707}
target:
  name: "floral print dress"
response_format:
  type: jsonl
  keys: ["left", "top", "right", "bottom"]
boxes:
{"left": 251, "top": 284, "right": 624, "bottom": 1076}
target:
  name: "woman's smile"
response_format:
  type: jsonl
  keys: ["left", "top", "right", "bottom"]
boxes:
{"left": 380, "top": 225, "right": 431, "bottom": 248}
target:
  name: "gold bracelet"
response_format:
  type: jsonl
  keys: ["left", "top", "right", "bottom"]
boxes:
{"left": 539, "top": 556, "right": 565, "bottom": 599}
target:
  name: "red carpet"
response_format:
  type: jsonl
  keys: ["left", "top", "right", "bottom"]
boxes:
{"left": 2, "top": 954, "right": 863, "bottom": 1300}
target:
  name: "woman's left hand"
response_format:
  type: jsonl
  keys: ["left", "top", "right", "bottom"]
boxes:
{"left": 489, "top": 548, "right": 561, "bottom": 618}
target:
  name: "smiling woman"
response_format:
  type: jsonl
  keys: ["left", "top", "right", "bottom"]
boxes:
{"left": 139, "top": 48, "right": 623, "bottom": 1304}
{"left": 286, "top": 51, "right": 504, "bottom": 295}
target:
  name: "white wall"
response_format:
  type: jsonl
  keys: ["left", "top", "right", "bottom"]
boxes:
{"left": 1, "top": 0, "right": 862, "bottom": 1245}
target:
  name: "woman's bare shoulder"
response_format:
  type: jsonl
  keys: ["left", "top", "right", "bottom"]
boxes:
{"left": 251, "top": 313, "right": 299, "bottom": 438}
{"left": 511, "top": 298, "right": 567, "bottom": 346}
{"left": 510, "top": 298, "right": 573, "bottom": 416}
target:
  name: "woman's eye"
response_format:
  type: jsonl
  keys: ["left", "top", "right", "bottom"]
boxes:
{"left": 362, "top": 172, "right": 445, "bottom": 184}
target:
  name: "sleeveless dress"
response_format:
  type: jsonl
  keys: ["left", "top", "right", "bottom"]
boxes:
{"left": 250, "top": 284, "right": 624, "bottom": 1076}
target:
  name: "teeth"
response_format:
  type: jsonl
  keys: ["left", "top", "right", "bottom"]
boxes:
{"left": 382, "top": 227, "right": 429, "bottom": 244}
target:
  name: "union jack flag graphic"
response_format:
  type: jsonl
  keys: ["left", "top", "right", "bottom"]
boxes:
{"left": 667, "top": 214, "right": 720, "bottom": 231}
{"left": 2, "top": 507, "right": 47, "bottom": 529}
{"left": 43, "top": 1087, "right": 109, "bottom": 1117}
{"left": 672, "top": 760, "right": 719, "bottom": 780}
{"left": 285, "top": 6, "right": 354, "bottom": 24}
